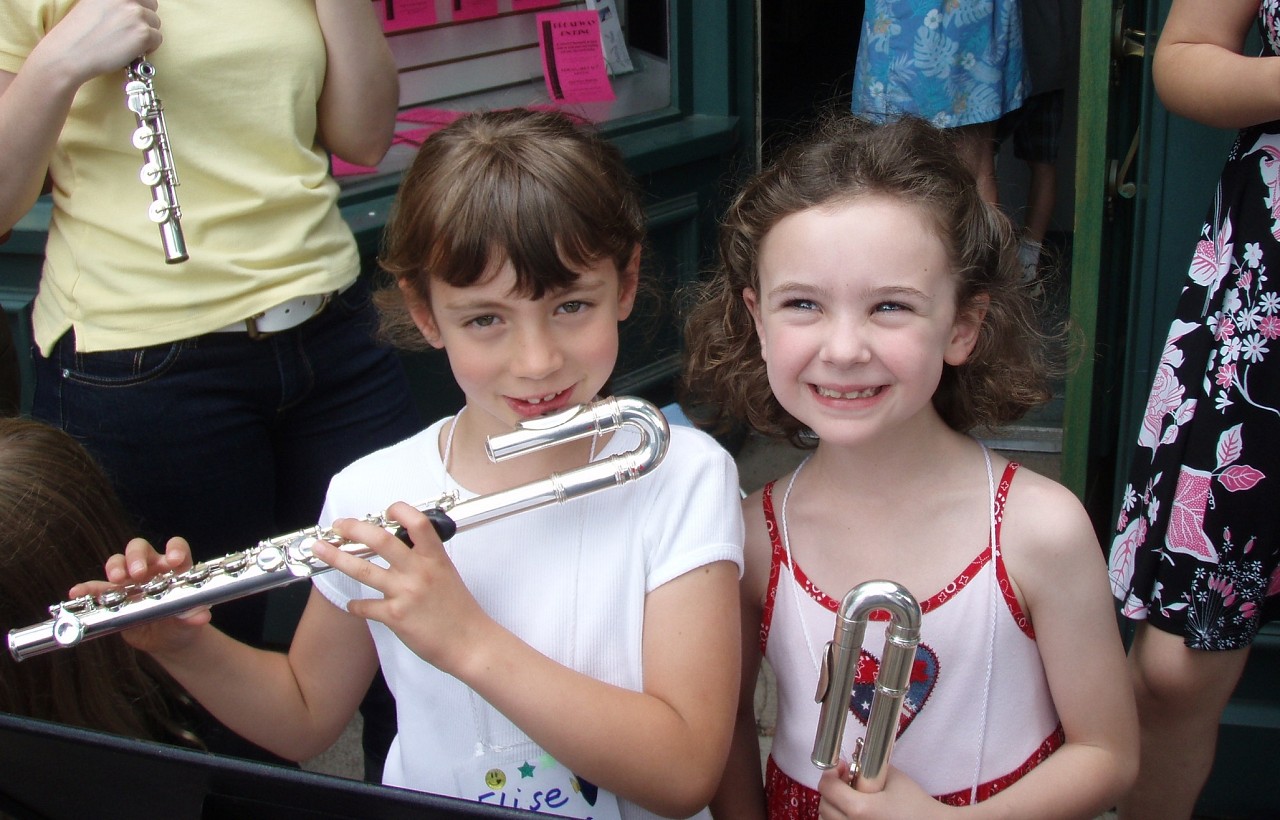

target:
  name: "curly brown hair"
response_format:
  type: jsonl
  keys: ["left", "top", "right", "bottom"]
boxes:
{"left": 374, "top": 108, "right": 647, "bottom": 350}
{"left": 682, "top": 114, "right": 1059, "bottom": 446}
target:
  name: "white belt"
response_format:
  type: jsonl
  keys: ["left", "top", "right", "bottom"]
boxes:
{"left": 213, "top": 290, "right": 337, "bottom": 339}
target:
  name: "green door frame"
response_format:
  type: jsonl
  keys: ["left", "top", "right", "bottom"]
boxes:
{"left": 1060, "top": 0, "right": 1112, "bottom": 498}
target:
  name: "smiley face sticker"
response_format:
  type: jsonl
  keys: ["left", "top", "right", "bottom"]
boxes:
{"left": 484, "top": 768, "right": 507, "bottom": 791}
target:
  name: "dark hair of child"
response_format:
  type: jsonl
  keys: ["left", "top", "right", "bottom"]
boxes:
{"left": 374, "top": 108, "right": 648, "bottom": 351}
{"left": 0, "top": 417, "right": 197, "bottom": 746}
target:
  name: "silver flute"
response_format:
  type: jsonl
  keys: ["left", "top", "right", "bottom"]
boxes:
{"left": 125, "top": 57, "right": 187, "bottom": 264}
{"left": 812, "top": 580, "right": 922, "bottom": 793}
{"left": 8, "top": 396, "right": 669, "bottom": 661}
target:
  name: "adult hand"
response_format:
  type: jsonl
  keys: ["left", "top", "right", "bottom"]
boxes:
{"left": 34, "top": 0, "right": 163, "bottom": 86}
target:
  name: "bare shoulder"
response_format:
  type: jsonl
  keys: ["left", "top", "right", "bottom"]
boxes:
{"left": 998, "top": 461, "right": 1109, "bottom": 601}
{"left": 1003, "top": 463, "right": 1099, "bottom": 552}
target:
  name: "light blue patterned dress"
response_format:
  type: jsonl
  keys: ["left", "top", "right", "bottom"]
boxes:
{"left": 852, "top": 0, "right": 1026, "bottom": 128}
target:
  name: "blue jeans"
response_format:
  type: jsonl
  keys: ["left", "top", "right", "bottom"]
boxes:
{"left": 32, "top": 278, "right": 422, "bottom": 775}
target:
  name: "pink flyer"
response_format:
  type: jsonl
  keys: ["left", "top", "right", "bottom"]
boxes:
{"left": 451, "top": 0, "right": 499, "bottom": 21}
{"left": 536, "top": 11, "right": 615, "bottom": 104}
{"left": 513, "top": 0, "right": 560, "bottom": 9}
{"left": 372, "top": 0, "right": 438, "bottom": 33}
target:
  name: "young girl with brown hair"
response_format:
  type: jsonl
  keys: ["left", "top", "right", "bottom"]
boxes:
{"left": 685, "top": 114, "right": 1136, "bottom": 819}
{"left": 74, "top": 108, "right": 744, "bottom": 819}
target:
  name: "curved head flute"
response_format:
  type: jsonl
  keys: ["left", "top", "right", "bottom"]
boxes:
{"left": 125, "top": 57, "right": 187, "bottom": 264}
{"left": 9, "top": 396, "right": 668, "bottom": 661}
{"left": 812, "top": 580, "right": 922, "bottom": 793}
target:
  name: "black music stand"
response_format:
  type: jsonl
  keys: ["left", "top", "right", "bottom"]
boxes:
{"left": 0, "top": 713, "right": 536, "bottom": 819}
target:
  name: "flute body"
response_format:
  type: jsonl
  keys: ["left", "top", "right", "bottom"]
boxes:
{"left": 8, "top": 396, "right": 668, "bottom": 661}
{"left": 125, "top": 57, "right": 187, "bottom": 264}
{"left": 812, "top": 580, "right": 922, "bottom": 793}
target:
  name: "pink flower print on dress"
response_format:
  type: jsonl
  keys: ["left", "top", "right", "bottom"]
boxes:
{"left": 1245, "top": 133, "right": 1280, "bottom": 240}
{"left": 1213, "top": 315, "right": 1236, "bottom": 342}
{"left": 1165, "top": 466, "right": 1218, "bottom": 562}
{"left": 1109, "top": 514, "right": 1148, "bottom": 599}
{"left": 1121, "top": 593, "right": 1150, "bottom": 620}
{"left": 1138, "top": 363, "right": 1186, "bottom": 451}
{"left": 1206, "top": 575, "right": 1238, "bottom": 607}
{"left": 1138, "top": 321, "right": 1199, "bottom": 452}
{"left": 1189, "top": 214, "right": 1233, "bottom": 300}
{"left": 1215, "top": 424, "right": 1265, "bottom": 491}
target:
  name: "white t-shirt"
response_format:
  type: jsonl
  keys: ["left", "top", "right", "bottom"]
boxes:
{"left": 313, "top": 420, "right": 744, "bottom": 819}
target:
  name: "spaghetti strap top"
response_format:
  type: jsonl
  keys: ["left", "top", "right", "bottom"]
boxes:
{"left": 759, "top": 461, "right": 1064, "bottom": 818}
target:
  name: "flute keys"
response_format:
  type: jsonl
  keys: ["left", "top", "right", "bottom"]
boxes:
{"left": 141, "top": 575, "right": 172, "bottom": 597}
{"left": 63, "top": 595, "right": 93, "bottom": 613}
{"left": 256, "top": 545, "right": 286, "bottom": 573}
{"left": 124, "top": 80, "right": 149, "bottom": 116}
{"left": 148, "top": 199, "right": 173, "bottom": 223}
{"left": 181, "top": 562, "right": 212, "bottom": 586}
{"left": 222, "top": 552, "right": 249, "bottom": 574}
{"left": 132, "top": 124, "right": 156, "bottom": 150}
{"left": 52, "top": 610, "right": 86, "bottom": 648}
{"left": 139, "top": 160, "right": 163, "bottom": 187}
{"left": 98, "top": 589, "right": 128, "bottom": 609}
{"left": 288, "top": 535, "right": 320, "bottom": 561}
{"left": 124, "top": 56, "right": 187, "bottom": 264}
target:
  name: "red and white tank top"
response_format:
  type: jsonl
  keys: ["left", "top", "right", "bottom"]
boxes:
{"left": 760, "top": 458, "right": 1063, "bottom": 819}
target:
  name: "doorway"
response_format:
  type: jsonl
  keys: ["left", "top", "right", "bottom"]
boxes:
{"left": 756, "top": 0, "right": 1083, "bottom": 453}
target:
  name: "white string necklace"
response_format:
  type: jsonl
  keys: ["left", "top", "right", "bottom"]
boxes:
{"left": 443, "top": 405, "right": 598, "bottom": 756}
{"left": 969, "top": 446, "right": 998, "bottom": 804}
{"left": 778, "top": 444, "right": 998, "bottom": 800}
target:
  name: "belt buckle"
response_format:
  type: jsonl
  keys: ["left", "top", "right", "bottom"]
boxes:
{"left": 243, "top": 292, "right": 333, "bottom": 340}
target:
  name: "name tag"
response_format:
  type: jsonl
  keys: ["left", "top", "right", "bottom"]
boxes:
{"left": 456, "top": 747, "right": 622, "bottom": 819}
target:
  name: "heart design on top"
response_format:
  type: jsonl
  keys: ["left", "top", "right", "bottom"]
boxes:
{"left": 848, "top": 643, "right": 939, "bottom": 738}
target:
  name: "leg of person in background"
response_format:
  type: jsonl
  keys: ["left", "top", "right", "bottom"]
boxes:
{"left": 1012, "top": 89, "right": 1065, "bottom": 282}
{"left": 953, "top": 120, "right": 1000, "bottom": 205}
{"left": 1019, "top": 158, "right": 1057, "bottom": 275}
{"left": 1118, "top": 622, "right": 1251, "bottom": 820}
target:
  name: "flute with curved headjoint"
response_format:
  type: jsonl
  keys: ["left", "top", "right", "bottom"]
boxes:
{"left": 8, "top": 396, "right": 669, "bottom": 661}
{"left": 125, "top": 56, "right": 187, "bottom": 264}
{"left": 812, "top": 580, "right": 922, "bottom": 793}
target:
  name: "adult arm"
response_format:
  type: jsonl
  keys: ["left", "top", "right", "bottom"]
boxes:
{"left": 1152, "top": 0, "right": 1280, "bottom": 129}
{"left": 320, "top": 504, "right": 743, "bottom": 818}
{"left": 313, "top": 0, "right": 398, "bottom": 166}
{"left": 0, "top": 0, "right": 160, "bottom": 233}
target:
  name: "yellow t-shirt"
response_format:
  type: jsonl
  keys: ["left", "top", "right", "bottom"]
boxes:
{"left": 0, "top": 0, "right": 360, "bottom": 353}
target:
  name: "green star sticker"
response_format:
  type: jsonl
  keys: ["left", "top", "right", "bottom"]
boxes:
{"left": 518, "top": 761, "right": 536, "bottom": 778}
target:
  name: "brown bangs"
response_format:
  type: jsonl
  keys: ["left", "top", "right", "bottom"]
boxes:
{"left": 423, "top": 155, "right": 615, "bottom": 299}
{"left": 384, "top": 109, "right": 642, "bottom": 300}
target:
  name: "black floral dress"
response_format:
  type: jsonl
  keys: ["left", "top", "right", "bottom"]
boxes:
{"left": 1108, "top": 6, "right": 1280, "bottom": 651}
